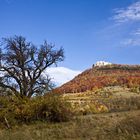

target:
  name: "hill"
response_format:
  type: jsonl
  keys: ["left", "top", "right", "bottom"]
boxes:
{"left": 1, "top": 64, "right": 140, "bottom": 140}
{"left": 54, "top": 64, "right": 140, "bottom": 94}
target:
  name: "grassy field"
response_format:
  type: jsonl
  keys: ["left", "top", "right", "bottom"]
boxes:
{"left": 0, "top": 86, "right": 140, "bottom": 140}
{"left": 0, "top": 110, "right": 140, "bottom": 140}
{"left": 63, "top": 86, "right": 140, "bottom": 114}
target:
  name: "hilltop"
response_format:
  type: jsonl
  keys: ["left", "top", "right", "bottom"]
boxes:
{"left": 54, "top": 63, "right": 140, "bottom": 94}
{"left": 1, "top": 63, "right": 140, "bottom": 140}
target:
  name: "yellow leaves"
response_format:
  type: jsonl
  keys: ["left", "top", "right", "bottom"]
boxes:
{"left": 97, "top": 104, "right": 108, "bottom": 113}
{"left": 0, "top": 95, "right": 74, "bottom": 126}
{"left": 68, "top": 99, "right": 109, "bottom": 115}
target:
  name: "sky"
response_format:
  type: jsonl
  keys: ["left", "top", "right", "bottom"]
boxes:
{"left": 0, "top": 0, "right": 140, "bottom": 85}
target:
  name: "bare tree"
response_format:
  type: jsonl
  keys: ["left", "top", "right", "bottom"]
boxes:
{"left": 0, "top": 36, "right": 64, "bottom": 98}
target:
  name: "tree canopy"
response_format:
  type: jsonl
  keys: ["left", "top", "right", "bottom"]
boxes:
{"left": 0, "top": 36, "right": 64, "bottom": 98}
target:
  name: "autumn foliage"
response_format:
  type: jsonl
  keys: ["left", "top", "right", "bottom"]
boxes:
{"left": 55, "top": 64, "right": 140, "bottom": 93}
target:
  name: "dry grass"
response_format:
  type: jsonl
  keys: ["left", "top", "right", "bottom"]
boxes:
{"left": 0, "top": 86, "right": 140, "bottom": 139}
{"left": 62, "top": 86, "right": 140, "bottom": 114}
{"left": 0, "top": 110, "right": 140, "bottom": 140}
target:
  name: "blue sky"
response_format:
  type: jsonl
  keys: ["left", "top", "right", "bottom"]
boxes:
{"left": 0, "top": 0, "right": 140, "bottom": 72}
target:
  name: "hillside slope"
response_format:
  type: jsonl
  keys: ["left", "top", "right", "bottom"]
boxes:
{"left": 55, "top": 64, "right": 140, "bottom": 93}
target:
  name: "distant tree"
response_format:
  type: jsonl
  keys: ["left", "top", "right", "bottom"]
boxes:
{"left": 0, "top": 36, "right": 64, "bottom": 98}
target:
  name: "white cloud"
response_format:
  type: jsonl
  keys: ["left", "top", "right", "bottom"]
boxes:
{"left": 44, "top": 67, "right": 81, "bottom": 86}
{"left": 122, "top": 28, "right": 140, "bottom": 47}
{"left": 112, "top": 1, "right": 140, "bottom": 47}
{"left": 121, "top": 38, "right": 140, "bottom": 46}
{"left": 132, "top": 28, "right": 140, "bottom": 35}
{"left": 113, "top": 1, "right": 140, "bottom": 23}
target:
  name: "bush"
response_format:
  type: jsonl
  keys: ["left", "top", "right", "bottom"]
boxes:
{"left": 0, "top": 94, "right": 74, "bottom": 128}
{"left": 43, "top": 95, "right": 73, "bottom": 122}
{"left": 130, "top": 86, "right": 140, "bottom": 94}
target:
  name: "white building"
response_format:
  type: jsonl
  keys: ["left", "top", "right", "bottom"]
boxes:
{"left": 94, "top": 61, "right": 112, "bottom": 67}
